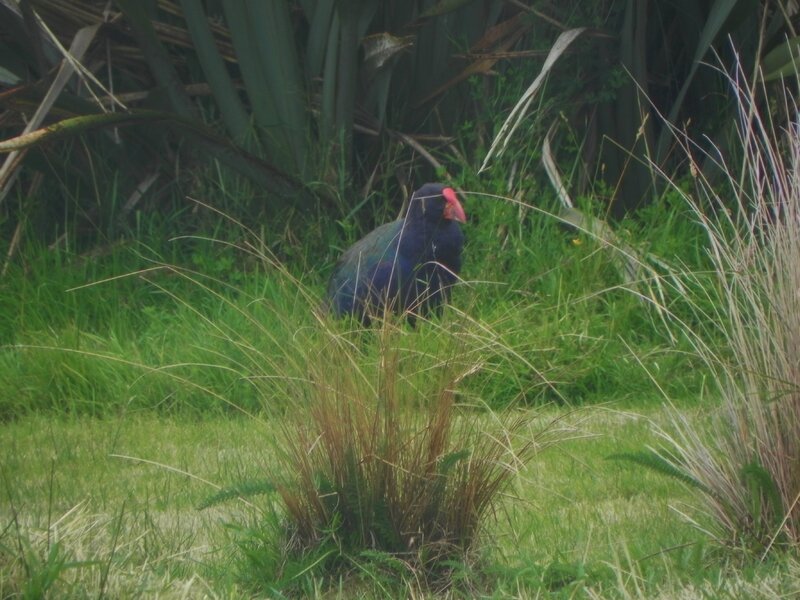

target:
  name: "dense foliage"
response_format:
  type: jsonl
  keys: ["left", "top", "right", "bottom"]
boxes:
{"left": 1, "top": 0, "right": 797, "bottom": 253}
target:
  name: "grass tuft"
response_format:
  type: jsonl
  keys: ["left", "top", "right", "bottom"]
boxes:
{"left": 229, "top": 316, "right": 563, "bottom": 594}
{"left": 641, "top": 58, "right": 800, "bottom": 555}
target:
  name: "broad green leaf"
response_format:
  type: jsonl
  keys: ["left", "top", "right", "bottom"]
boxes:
{"left": 320, "top": 15, "right": 340, "bottom": 141}
{"left": 332, "top": 2, "right": 367, "bottom": 169}
{"left": 197, "top": 479, "right": 276, "bottom": 509}
{"left": 223, "top": 2, "right": 289, "bottom": 167}
{"left": 305, "top": 0, "right": 336, "bottom": 77}
{"left": 245, "top": 0, "right": 309, "bottom": 174}
{"left": 655, "top": 0, "right": 742, "bottom": 163}
{"left": 609, "top": 451, "right": 709, "bottom": 492}
{"left": 335, "top": 14, "right": 358, "bottom": 168}
{"left": 741, "top": 462, "right": 784, "bottom": 528}
{"left": 114, "top": 0, "right": 196, "bottom": 117}
{"left": 437, "top": 449, "right": 470, "bottom": 474}
{"left": 614, "top": 0, "right": 656, "bottom": 212}
{"left": 179, "top": 0, "right": 250, "bottom": 144}
{"left": 762, "top": 36, "right": 800, "bottom": 81}
{"left": 296, "top": 0, "right": 316, "bottom": 16}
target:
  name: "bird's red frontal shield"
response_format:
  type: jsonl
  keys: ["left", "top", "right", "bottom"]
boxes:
{"left": 442, "top": 187, "right": 467, "bottom": 223}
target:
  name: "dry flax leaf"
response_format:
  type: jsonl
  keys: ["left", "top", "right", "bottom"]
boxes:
{"left": 0, "top": 22, "right": 100, "bottom": 203}
{"left": 479, "top": 27, "right": 586, "bottom": 173}
{"left": 541, "top": 130, "right": 674, "bottom": 333}
{"left": 415, "top": 14, "right": 529, "bottom": 107}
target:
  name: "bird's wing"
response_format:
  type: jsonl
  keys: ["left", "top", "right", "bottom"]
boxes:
{"left": 328, "top": 220, "right": 404, "bottom": 310}
{"left": 336, "top": 220, "right": 403, "bottom": 271}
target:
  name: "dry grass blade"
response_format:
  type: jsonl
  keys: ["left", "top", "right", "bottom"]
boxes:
{"left": 415, "top": 14, "right": 529, "bottom": 107}
{"left": 31, "top": 8, "right": 126, "bottom": 110}
{"left": 540, "top": 127, "right": 574, "bottom": 209}
{"left": 649, "top": 56, "right": 800, "bottom": 554}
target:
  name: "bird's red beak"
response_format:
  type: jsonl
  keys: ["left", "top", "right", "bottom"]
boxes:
{"left": 442, "top": 187, "right": 467, "bottom": 223}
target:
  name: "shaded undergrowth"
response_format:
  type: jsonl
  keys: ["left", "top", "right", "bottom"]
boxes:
{"left": 0, "top": 190, "right": 708, "bottom": 420}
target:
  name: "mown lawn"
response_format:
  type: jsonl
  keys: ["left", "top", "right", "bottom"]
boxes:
{"left": 3, "top": 407, "right": 796, "bottom": 598}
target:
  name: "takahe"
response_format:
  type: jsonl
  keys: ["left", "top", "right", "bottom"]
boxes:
{"left": 327, "top": 183, "right": 466, "bottom": 323}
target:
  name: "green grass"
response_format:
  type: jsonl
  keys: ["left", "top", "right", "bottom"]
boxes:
{"left": 0, "top": 415, "right": 263, "bottom": 597}
{"left": 0, "top": 191, "right": 706, "bottom": 420}
{"left": 2, "top": 410, "right": 798, "bottom": 597}
{"left": 0, "top": 177, "right": 772, "bottom": 596}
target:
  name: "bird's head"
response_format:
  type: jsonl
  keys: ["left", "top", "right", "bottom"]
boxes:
{"left": 407, "top": 183, "right": 467, "bottom": 225}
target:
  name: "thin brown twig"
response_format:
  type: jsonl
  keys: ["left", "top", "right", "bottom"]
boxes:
{"left": 506, "top": 0, "right": 567, "bottom": 30}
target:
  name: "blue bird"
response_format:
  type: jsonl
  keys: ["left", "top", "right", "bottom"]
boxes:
{"left": 327, "top": 183, "right": 466, "bottom": 323}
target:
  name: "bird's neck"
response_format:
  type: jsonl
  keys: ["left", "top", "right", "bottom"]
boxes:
{"left": 398, "top": 219, "right": 436, "bottom": 251}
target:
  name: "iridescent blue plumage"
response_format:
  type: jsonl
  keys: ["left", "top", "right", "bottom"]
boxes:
{"left": 327, "top": 183, "right": 466, "bottom": 322}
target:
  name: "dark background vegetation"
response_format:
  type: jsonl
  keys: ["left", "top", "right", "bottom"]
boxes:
{"left": 1, "top": 0, "right": 794, "bottom": 253}
{"left": 1, "top": 0, "right": 797, "bottom": 414}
